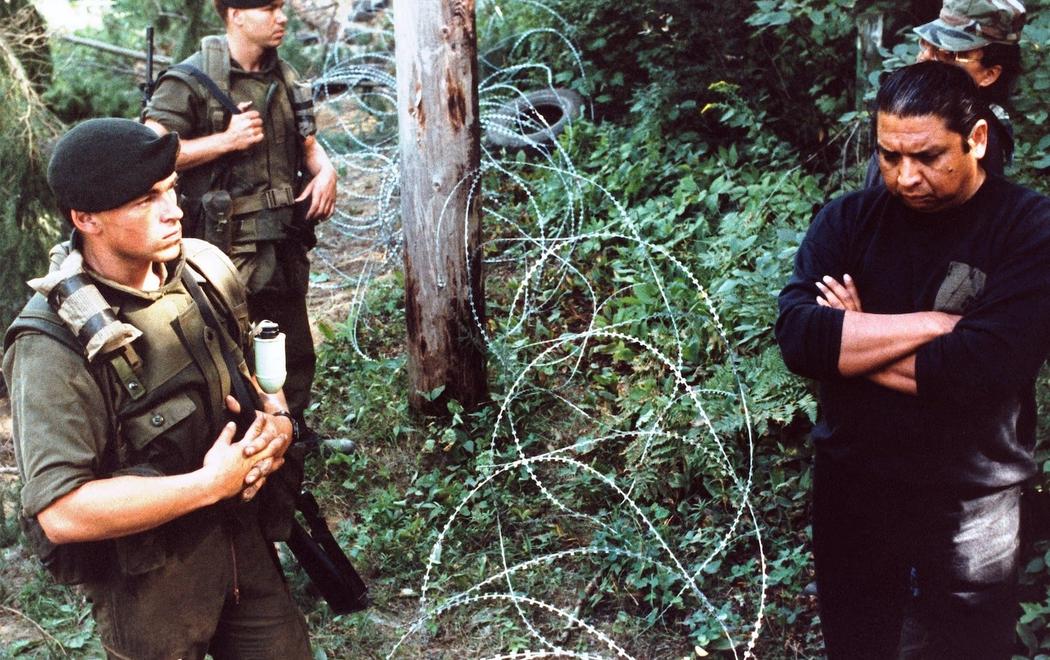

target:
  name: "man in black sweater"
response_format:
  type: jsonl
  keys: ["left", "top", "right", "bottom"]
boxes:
{"left": 776, "top": 61, "right": 1050, "bottom": 659}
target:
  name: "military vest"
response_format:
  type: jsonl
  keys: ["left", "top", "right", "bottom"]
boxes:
{"left": 156, "top": 36, "right": 316, "bottom": 248}
{"left": 4, "top": 239, "right": 253, "bottom": 583}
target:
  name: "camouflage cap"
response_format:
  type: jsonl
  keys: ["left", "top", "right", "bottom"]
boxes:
{"left": 914, "top": 0, "right": 1026, "bottom": 51}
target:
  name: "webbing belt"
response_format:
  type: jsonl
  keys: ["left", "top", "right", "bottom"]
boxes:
{"left": 231, "top": 185, "right": 296, "bottom": 216}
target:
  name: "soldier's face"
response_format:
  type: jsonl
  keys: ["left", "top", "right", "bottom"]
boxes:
{"left": 94, "top": 173, "right": 183, "bottom": 267}
{"left": 916, "top": 39, "right": 1003, "bottom": 89}
{"left": 233, "top": 0, "right": 287, "bottom": 49}
{"left": 876, "top": 112, "right": 987, "bottom": 213}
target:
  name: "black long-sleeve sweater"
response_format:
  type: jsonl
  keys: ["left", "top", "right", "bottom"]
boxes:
{"left": 776, "top": 175, "right": 1050, "bottom": 488}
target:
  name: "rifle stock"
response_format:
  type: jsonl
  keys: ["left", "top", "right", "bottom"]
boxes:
{"left": 286, "top": 491, "right": 370, "bottom": 614}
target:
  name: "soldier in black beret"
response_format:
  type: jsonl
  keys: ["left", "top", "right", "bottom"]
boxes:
{"left": 4, "top": 117, "right": 312, "bottom": 657}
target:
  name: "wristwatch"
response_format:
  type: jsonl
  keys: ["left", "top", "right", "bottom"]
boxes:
{"left": 272, "top": 410, "right": 300, "bottom": 444}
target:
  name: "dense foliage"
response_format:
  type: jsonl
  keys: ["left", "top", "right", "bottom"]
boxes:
{"left": 301, "top": 1, "right": 1050, "bottom": 657}
{"left": 2, "top": 0, "right": 1049, "bottom": 657}
{"left": 0, "top": 1, "right": 62, "bottom": 332}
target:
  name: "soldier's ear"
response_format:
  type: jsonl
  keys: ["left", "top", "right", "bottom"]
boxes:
{"left": 974, "top": 64, "right": 1002, "bottom": 89}
{"left": 967, "top": 119, "right": 988, "bottom": 160}
{"left": 70, "top": 209, "right": 103, "bottom": 236}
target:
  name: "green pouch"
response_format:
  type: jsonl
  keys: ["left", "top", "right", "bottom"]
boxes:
{"left": 201, "top": 190, "right": 234, "bottom": 253}
{"left": 19, "top": 514, "right": 111, "bottom": 585}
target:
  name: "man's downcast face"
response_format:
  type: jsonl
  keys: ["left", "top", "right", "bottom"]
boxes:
{"left": 96, "top": 172, "right": 183, "bottom": 267}
{"left": 234, "top": 0, "right": 287, "bottom": 49}
{"left": 877, "top": 112, "right": 986, "bottom": 213}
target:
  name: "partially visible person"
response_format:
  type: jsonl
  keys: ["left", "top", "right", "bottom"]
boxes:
{"left": 144, "top": 0, "right": 337, "bottom": 445}
{"left": 863, "top": 0, "right": 1025, "bottom": 187}
{"left": 3, "top": 118, "right": 311, "bottom": 658}
{"left": 777, "top": 61, "right": 1050, "bottom": 658}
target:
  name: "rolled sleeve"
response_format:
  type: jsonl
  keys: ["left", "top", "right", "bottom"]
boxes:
{"left": 3, "top": 333, "right": 110, "bottom": 517}
{"left": 143, "top": 76, "right": 201, "bottom": 138}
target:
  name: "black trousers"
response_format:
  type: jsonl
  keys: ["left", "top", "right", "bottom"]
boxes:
{"left": 812, "top": 454, "right": 1022, "bottom": 660}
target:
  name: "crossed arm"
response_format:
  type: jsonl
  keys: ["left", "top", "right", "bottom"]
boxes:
{"left": 815, "top": 274, "right": 960, "bottom": 394}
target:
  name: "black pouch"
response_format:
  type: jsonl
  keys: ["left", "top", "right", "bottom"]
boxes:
{"left": 287, "top": 197, "right": 317, "bottom": 250}
{"left": 178, "top": 193, "right": 205, "bottom": 240}
{"left": 201, "top": 190, "right": 235, "bottom": 252}
{"left": 20, "top": 514, "right": 111, "bottom": 585}
{"left": 256, "top": 443, "right": 306, "bottom": 542}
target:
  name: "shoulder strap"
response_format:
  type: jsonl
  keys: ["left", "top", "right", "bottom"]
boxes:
{"left": 168, "top": 61, "right": 241, "bottom": 120}
{"left": 4, "top": 296, "right": 81, "bottom": 355}
{"left": 201, "top": 35, "right": 233, "bottom": 134}
{"left": 5, "top": 296, "right": 129, "bottom": 467}
{"left": 183, "top": 238, "right": 250, "bottom": 344}
{"left": 180, "top": 266, "right": 259, "bottom": 435}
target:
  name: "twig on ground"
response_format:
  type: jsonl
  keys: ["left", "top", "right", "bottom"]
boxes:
{"left": 0, "top": 604, "right": 70, "bottom": 657}
{"left": 558, "top": 569, "right": 604, "bottom": 646}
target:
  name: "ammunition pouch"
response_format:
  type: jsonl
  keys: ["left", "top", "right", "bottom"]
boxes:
{"left": 202, "top": 190, "right": 235, "bottom": 252}
{"left": 20, "top": 515, "right": 111, "bottom": 585}
{"left": 19, "top": 464, "right": 168, "bottom": 585}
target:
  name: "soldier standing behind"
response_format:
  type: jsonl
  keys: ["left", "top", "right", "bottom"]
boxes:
{"left": 144, "top": 0, "right": 337, "bottom": 443}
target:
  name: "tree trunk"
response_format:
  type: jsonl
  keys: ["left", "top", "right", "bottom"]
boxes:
{"left": 393, "top": 0, "right": 487, "bottom": 416}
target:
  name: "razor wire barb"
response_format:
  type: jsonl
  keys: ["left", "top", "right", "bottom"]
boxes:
{"left": 307, "top": 2, "right": 767, "bottom": 656}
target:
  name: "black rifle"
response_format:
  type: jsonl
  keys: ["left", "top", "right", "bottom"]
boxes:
{"left": 288, "top": 491, "right": 370, "bottom": 614}
{"left": 140, "top": 26, "right": 154, "bottom": 109}
{"left": 181, "top": 271, "right": 370, "bottom": 615}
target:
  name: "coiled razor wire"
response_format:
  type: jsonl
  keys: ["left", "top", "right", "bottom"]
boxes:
{"left": 307, "top": 2, "right": 769, "bottom": 656}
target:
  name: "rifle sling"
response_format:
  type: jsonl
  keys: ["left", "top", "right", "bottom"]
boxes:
{"left": 179, "top": 268, "right": 257, "bottom": 434}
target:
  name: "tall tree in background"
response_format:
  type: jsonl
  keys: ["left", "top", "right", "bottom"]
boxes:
{"left": 0, "top": 2, "right": 62, "bottom": 332}
{"left": 393, "top": 0, "right": 487, "bottom": 416}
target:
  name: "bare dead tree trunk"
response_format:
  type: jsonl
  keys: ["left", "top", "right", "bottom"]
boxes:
{"left": 393, "top": 0, "right": 486, "bottom": 416}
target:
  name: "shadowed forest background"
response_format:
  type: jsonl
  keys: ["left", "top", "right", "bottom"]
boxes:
{"left": 1, "top": 0, "right": 1050, "bottom": 657}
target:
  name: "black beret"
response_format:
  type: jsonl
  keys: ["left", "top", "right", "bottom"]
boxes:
{"left": 47, "top": 118, "right": 179, "bottom": 212}
{"left": 221, "top": 0, "right": 274, "bottom": 8}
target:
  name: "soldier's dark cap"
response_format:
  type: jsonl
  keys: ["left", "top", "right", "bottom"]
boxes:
{"left": 47, "top": 118, "right": 179, "bottom": 213}
{"left": 219, "top": 0, "right": 274, "bottom": 9}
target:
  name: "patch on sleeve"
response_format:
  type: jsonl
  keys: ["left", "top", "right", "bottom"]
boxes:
{"left": 933, "top": 261, "right": 986, "bottom": 314}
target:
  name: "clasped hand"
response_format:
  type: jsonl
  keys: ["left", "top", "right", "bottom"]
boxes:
{"left": 201, "top": 396, "right": 292, "bottom": 503}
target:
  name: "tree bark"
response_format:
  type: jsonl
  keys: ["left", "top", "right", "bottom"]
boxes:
{"left": 393, "top": 0, "right": 487, "bottom": 416}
